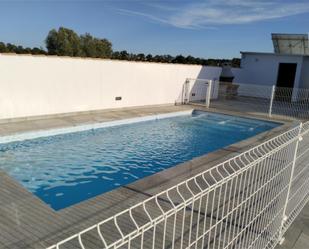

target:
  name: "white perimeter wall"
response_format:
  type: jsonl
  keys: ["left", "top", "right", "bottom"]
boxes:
{"left": 0, "top": 54, "right": 223, "bottom": 120}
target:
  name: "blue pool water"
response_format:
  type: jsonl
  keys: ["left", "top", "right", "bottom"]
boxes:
{"left": 0, "top": 111, "right": 279, "bottom": 210}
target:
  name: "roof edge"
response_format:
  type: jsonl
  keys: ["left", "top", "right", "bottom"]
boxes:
{"left": 240, "top": 51, "right": 309, "bottom": 57}
{"left": 0, "top": 52, "right": 206, "bottom": 67}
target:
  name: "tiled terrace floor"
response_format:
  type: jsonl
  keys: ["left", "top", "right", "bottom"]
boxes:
{"left": 0, "top": 104, "right": 304, "bottom": 249}
{"left": 275, "top": 203, "right": 309, "bottom": 249}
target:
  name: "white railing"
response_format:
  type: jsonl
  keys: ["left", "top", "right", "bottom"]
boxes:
{"left": 201, "top": 80, "right": 309, "bottom": 120}
{"left": 46, "top": 121, "right": 309, "bottom": 249}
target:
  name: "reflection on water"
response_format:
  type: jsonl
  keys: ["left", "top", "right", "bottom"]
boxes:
{"left": 0, "top": 111, "right": 279, "bottom": 210}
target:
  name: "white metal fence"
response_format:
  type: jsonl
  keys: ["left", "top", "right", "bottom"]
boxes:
{"left": 184, "top": 79, "right": 309, "bottom": 120}
{"left": 47, "top": 121, "right": 309, "bottom": 249}
{"left": 182, "top": 78, "right": 216, "bottom": 108}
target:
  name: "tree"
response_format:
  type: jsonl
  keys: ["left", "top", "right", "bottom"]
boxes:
{"left": 59, "top": 27, "right": 81, "bottom": 56}
{"left": 119, "top": 50, "right": 129, "bottom": 60}
{"left": 15, "top": 46, "right": 25, "bottom": 54}
{"left": 31, "top": 47, "right": 46, "bottom": 55}
{"left": 153, "top": 55, "right": 164, "bottom": 63}
{"left": 136, "top": 53, "right": 145, "bottom": 61}
{"left": 172, "top": 55, "right": 186, "bottom": 64}
{"left": 185, "top": 55, "right": 196, "bottom": 64}
{"left": 23, "top": 47, "right": 32, "bottom": 54}
{"left": 206, "top": 59, "right": 218, "bottom": 66}
{"left": 6, "top": 43, "right": 17, "bottom": 53}
{"left": 80, "top": 33, "right": 96, "bottom": 57}
{"left": 231, "top": 58, "right": 241, "bottom": 67}
{"left": 79, "top": 33, "right": 112, "bottom": 58}
{"left": 111, "top": 51, "right": 121, "bottom": 59}
{"left": 146, "top": 54, "right": 153, "bottom": 61}
{"left": 0, "top": 42, "right": 7, "bottom": 52}
{"left": 93, "top": 38, "right": 112, "bottom": 58}
{"left": 162, "top": 55, "right": 173, "bottom": 63}
{"left": 45, "top": 29, "right": 59, "bottom": 55}
{"left": 46, "top": 27, "right": 81, "bottom": 56}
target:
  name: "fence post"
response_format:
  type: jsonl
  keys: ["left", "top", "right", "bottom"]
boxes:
{"left": 206, "top": 80, "right": 213, "bottom": 108}
{"left": 279, "top": 122, "right": 303, "bottom": 244}
{"left": 182, "top": 79, "right": 189, "bottom": 104}
{"left": 268, "top": 85, "right": 276, "bottom": 117}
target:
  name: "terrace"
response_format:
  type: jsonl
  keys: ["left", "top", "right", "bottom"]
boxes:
{"left": 276, "top": 203, "right": 309, "bottom": 249}
{"left": 0, "top": 101, "right": 306, "bottom": 249}
{"left": 0, "top": 54, "right": 308, "bottom": 249}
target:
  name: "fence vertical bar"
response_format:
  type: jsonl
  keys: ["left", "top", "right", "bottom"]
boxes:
{"left": 279, "top": 122, "right": 303, "bottom": 244}
{"left": 206, "top": 80, "right": 212, "bottom": 108}
{"left": 268, "top": 85, "right": 276, "bottom": 117}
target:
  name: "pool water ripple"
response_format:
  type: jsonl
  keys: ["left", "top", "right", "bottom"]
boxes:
{"left": 0, "top": 111, "right": 279, "bottom": 210}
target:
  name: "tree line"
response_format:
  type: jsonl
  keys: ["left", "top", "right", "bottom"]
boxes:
{"left": 0, "top": 27, "right": 240, "bottom": 67}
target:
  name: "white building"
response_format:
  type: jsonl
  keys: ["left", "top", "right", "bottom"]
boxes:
{"left": 234, "top": 34, "right": 309, "bottom": 101}
{"left": 238, "top": 34, "right": 309, "bottom": 89}
{"left": 239, "top": 51, "right": 309, "bottom": 89}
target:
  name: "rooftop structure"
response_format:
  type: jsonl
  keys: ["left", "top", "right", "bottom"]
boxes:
{"left": 272, "top": 33, "right": 309, "bottom": 55}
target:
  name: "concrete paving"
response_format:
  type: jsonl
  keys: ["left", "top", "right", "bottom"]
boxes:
{"left": 276, "top": 202, "right": 309, "bottom": 249}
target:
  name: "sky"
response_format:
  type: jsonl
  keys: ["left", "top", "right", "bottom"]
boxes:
{"left": 0, "top": 0, "right": 309, "bottom": 59}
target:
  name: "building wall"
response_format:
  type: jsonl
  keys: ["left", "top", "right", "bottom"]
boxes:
{"left": 234, "top": 53, "right": 305, "bottom": 99}
{"left": 239, "top": 53, "right": 303, "bottom": 87}
{"left": 0, "top": 54, "right": 223, "bottom": 120}
{"left": 300, "top": 57, "right": 309, "bottom": 88}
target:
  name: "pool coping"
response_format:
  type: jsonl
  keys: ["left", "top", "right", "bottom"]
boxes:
{"left": 0, "top": 110, "right": 193, "bottom": 144}
{"left": 0, "top": 105, "right": 296, "bottom": 248}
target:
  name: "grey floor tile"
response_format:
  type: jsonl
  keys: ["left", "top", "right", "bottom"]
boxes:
{"left": 292, "top": 233, "right": 309, "bottom": 249}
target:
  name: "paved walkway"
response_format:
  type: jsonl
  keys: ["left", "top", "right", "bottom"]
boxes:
{"left": 276, "top": 202, "right": 309, "bottom": 249}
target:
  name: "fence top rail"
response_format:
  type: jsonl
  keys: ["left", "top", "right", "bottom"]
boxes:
{"left": 186, "top": 78, "right": 212, "bottom": 82}
{"left": 186, "top": 78, "right": 309, "bottom": 92}
{"left": 46, "top": 120, "right": 309, "bottom": 249}
{"left": 218, "top": 80, "right": 309, "bottom": 92}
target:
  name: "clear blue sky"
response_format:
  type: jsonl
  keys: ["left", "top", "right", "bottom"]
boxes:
{"left": 0, "top": 0, "right": 309, "bottom": 59}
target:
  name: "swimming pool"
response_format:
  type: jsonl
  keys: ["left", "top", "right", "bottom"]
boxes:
{"left": 0, "top": 111, "right": 280, "bottom": 210}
